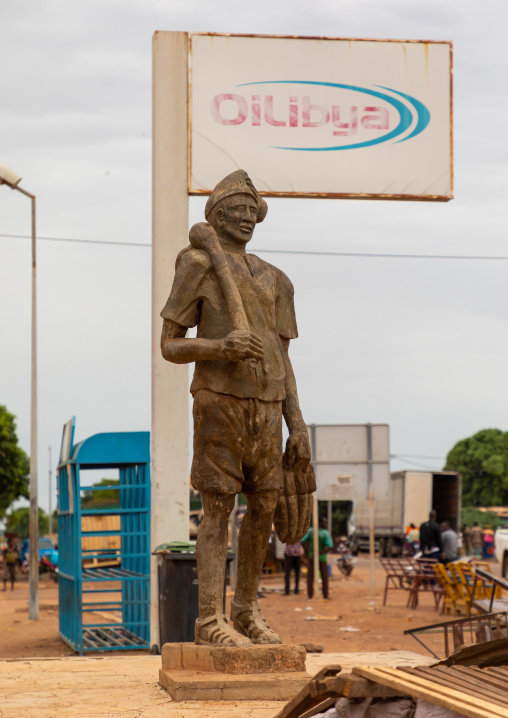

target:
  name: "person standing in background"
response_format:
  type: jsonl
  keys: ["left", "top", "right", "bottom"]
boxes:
{"left": 471, "top": 522, "right": 484, "bottom": 558}
{"left": 302, "top": 517, "right": 333, "bottom": 599}
{"left": 462, "top": 524, "right": 473, "bottom": 556}
{"left": 419, "top": 510, "right": 442, "bottom": 561}
{"left": 2, "top": 539, "right": 18, "bottom": 592}
{"left": 274, "top": 533, "right": 286, "bottom": 575}
{"left": 483, "top": 525, "right": 495, "bottom": 559}
{"left": 406, "top": 523, "right": 420, "bottom": 554}
{"left": 284, "top": 542, "right": 303, "bottom": 595}
{"left": 441, "top": 521, "right": 458, "bottom": 564}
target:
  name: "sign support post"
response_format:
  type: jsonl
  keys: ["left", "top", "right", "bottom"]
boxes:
{"left": 151, "top": 31, "right": 190, "bottom": 649}
{"left": 367, "top": 423, "right": 376, "bottom": 597}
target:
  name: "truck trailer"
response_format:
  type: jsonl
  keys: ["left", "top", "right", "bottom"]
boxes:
{"left": 349, "top": 470, "right": 462, "bottom": 556}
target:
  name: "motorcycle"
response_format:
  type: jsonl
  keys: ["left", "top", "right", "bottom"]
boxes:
{"left": 402, "top": 538, "right": 420, "bottom": 557}
{"left": 335, "top": 537, "right": 358, "bottom": 577}
{"left": 39, "top": 553, "right": 58, "bottom": 582}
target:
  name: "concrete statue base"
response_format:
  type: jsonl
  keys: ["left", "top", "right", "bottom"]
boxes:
{"left": 159, "top": 643, "right": 311, "bottom": 701}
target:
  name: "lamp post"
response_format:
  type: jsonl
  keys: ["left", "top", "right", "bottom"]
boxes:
{"left": 0, "top": 163, "right": 39, "bottom": 621}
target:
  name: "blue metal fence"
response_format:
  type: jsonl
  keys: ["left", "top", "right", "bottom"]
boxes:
{"left": 57, "top": 419, "right": 150, "bottom": 655}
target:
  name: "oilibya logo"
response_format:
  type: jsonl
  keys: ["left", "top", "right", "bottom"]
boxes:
{"left": 210, "top": 81, "right": 430, "bottom": 151}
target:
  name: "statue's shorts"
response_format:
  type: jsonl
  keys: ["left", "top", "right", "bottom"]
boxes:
{"left": 191, "top": 388, "right": 284, "bottom": 496}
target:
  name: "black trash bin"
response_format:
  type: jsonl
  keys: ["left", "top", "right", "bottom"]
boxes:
{"left": 157, "top": 552, "right": 235, "bottom": 645}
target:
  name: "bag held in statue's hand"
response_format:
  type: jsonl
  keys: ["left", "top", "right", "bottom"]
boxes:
{"left": 274, "top": 449, "right": 316, "bottom": 545}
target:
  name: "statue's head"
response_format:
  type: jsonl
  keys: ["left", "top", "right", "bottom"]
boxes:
{"left": 205, "top": 170, "right": 268, "bottom": 246}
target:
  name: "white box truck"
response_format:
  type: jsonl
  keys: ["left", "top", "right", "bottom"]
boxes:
{"left": 349, "top": 470, "right": 462, "bottom": 556}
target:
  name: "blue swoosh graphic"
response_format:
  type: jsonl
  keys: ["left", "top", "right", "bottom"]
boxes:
{"left": 376, "top": 85, "right": 431, "bottom": 142}
{"left": 236, "top": 81, "right": 429, "bottom": 151}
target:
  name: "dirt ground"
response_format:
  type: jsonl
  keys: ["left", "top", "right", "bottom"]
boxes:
{"left": 2, "top": 555, "right": 497, "bottom": 660}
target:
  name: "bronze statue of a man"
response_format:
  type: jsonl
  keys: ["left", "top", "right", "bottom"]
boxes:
{"left": 160, "top": 170, "right": 314, "bottom": 647}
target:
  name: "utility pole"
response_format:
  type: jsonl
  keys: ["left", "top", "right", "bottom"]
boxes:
{"left": 48, "top": 446, "right": 52, "bottom": 536}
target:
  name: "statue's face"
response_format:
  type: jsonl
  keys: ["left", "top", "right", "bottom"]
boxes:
{"left": 217, "top": 193, "right": 258, "bottom": 245}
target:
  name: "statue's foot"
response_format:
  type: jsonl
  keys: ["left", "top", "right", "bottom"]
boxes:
{"left": 195, "top": 612, "right": 252, "bottom": 647}
{"left": 230, "top": 599, "right": 282, "bottom": 645}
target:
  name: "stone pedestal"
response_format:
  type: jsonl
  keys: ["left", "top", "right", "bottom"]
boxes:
{"left": 159, "top": 643, "right": 311, "bottom": 701}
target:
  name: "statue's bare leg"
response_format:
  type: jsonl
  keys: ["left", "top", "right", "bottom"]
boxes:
{"left": 231, "top": 489, "right": 282, "bottom": 644}
{"left": 195, "top": 491, "right": 252, "bottom": 646}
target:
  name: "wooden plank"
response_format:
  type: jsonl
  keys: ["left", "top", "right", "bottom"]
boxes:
{"left": 484, "top": 667, "right": 508, "bottom": 681}
{"left": 298, "top": 696, "right": 337, "bottom": 718}
{"left": 387, "top": 665, "right": 508, "bottom": 716}
{"left": 341, "top": 673, "right": 405, "bottom": 698}
{"left": 401, "top": 666, "right": 508, "bottom": 708}
{"left": 353, "top": 666, "right": 508, "bottom": 718}
{"left": 273, "top": 666, "right": 342, "bottom": 718}
{"left": 450, "top": 666, "right": 508, "bottom": 698}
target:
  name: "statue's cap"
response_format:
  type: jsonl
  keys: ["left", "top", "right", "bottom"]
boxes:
{"left": 205, "top": 170, "right": 268, "bottom": 223}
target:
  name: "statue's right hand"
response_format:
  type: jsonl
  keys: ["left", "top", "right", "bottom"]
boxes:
{"left": 221, "top": 330, "right": 264, "bottom": 362}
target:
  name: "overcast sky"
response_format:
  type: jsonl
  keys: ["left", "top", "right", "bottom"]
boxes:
{"left": 1, "top": 1, "right": 507, "bottom": 516}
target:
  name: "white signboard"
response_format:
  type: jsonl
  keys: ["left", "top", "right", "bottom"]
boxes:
{"left": 189, "top": 34, "right": 452, "bottom": 201}
{"left": 310, "top": 424, "right": 390, "bottom": 501}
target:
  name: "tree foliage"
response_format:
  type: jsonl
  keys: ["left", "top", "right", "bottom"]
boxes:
{"left": 0, "top": 405, "right": 29, "bottom": 518}
{"left": 5, "top": 507, "right": 48, "bottom": 540}
{"left": 461, "top": 506, "right": 502, "bottom": 531}
{"left": 444, "top": 428, "right": 508, "bottom": 507}
{"left": 81, "top": 478, "right": 120, "bottom": 509}
{"left": 318, "top": 500, "right": 352, "bottom": 536}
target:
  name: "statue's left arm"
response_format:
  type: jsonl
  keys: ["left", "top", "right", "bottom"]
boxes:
{"left": 281, "top": 337, "right": 311, "bottom": 469}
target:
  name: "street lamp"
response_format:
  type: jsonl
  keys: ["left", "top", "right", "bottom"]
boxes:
{"left": 0, "top": 163, "right": 39, "bottom": 621}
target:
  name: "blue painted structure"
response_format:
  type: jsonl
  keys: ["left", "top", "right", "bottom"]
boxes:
{"left": 57, "top": 418, "right": 150, "bottom": 654}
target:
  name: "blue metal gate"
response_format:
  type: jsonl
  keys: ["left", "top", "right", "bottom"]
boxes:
{"left": 57, "top": 419, "right": 150, "bottom": 654}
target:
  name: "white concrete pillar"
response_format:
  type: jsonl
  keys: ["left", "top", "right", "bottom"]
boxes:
{"left": 151, "top": 31, "right": 189, "bottom": 649}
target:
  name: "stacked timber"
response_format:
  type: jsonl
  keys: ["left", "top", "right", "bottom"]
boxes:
{"left": 354, "top": 665, "right": 508, "bottom": 718}
{"left": 276, "top": 663, "right": 508, "bottom": 718}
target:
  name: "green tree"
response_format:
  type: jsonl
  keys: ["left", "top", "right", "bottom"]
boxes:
{"left": 461, "top": 506, "right": 502, "bottom": 531}
{"left": 318, "top": 500, "right": 352, "bottom": 537}
{"left": 0, "top": 405, "right": 29, "bottom": 519}
{"left": 444, "top": 428, "right": 508, "bottom": 506}
{"left": 81, "top": 478, "right": 120, "bottom": 509}
{"left": 6, "top": 507, "right": 49, "bottom": 540}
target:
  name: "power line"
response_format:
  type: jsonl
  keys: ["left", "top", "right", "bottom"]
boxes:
{"left": 391, "top": 454, "right": 445, "bottom": 460}
{"left": 0, "top": 233, "right": 150, "bottom": 248}
{"left": 391, "top": 457, "right": 443, "bottom": 471}
{"left": 2, "top": 232, "right": 508, "bottom": 261}
{"left": 251, "top": 249, "right": 508, "bottom": 261}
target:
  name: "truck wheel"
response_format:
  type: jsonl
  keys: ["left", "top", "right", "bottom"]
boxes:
{"left": 503, "top": 552, "right": 508, "bottom": 580}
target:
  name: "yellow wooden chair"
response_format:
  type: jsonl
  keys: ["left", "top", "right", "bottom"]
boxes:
{"left": 456, "top": 561, "right": 481, "bottom": 597}
{"left": 433, "top": 563, "right": 467, "bottom": 615}
{"left": 469, "top": 561, "right": 503, "bottom": 604}
{"left": 447, "top": 563, "right": 472, "bottom": 616}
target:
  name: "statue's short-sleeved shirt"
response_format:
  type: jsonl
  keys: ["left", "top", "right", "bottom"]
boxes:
{"left": 161, "top": 247, "right": 298, "bottom": 401}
